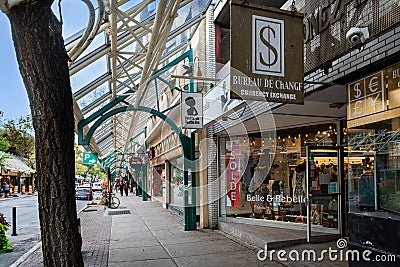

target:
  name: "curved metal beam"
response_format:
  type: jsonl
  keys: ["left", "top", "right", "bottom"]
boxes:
{"left": 79, "top": 104, "right": 182, "bottom": 147}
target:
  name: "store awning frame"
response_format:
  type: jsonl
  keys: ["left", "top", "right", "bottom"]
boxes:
{"left": 0, "top": 152, "right": 35, "bottom": 174}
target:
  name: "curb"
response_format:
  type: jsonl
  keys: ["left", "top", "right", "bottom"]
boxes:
{"left": 9, "top": 241, "right": 42, "bottom": 267}
{"left": 9, "top": 203, "right": 88, "bottom": 267}
{"left": 0, "top": 194, "right": 34, "bottom": 201}
{"left": 78, "top": 205, "right": 88, "bottom": 214}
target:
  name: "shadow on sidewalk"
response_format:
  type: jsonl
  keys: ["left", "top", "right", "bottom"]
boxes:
{"left": 16, "top": 205, "right": 111, "bottom": 267}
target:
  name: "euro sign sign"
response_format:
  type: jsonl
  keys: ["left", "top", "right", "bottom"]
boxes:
{"left": 252, "top": 15, "right": 284, "bottom": 77}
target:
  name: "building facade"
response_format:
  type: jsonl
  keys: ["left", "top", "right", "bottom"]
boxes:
{"left": 200, "top": 0, "right": 400, "bottom": 261}
{"left": 139, "top": 0, "right": 400, "bottom": 262}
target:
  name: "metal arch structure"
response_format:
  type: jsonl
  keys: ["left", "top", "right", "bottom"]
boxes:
{"left": 101, "top": 130, "right": 145, "bottom": 164}
{"left": 101, "top": 130, "right": 146, "bottom": 176}
{"left": 102, "top": 130, "right": 149, "bottom": 199}
{"left": 60, "top": 0, "right": 210, "bottom": 230}
{"left": 80, "top": 99, "right": 196, "bottom": 230}
{"left": 76, "top": 45, "right": 197, "bottom": 230}
{"left": 65, "top": 0, "right": 210, "bottom": 158}
{"left": 76, "top": 48, "right": 194, "bottom": 150}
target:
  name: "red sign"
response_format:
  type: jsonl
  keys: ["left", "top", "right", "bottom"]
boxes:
{"left": 226, "top": 140, "right": 241, "bottom": 207}
{"left": 130, "top": 157, "right": 142, "bottom": 169}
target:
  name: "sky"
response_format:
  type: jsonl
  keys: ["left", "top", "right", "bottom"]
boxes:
{"left": 0, "top": 14, "right": 30, "bottom": 121}
{"left": 0, "top": 1, "right": 88, "bottom": 121}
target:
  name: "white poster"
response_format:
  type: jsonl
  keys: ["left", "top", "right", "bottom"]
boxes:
{"left": 203, "top": 72, "right": 241, "bottom": 126}
{"left": 181, "top": 92, "right": 203, "bottom": 129}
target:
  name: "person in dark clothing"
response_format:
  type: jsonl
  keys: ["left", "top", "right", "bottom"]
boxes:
{"left": 124, "top": 181, "right": 129, "bottom": 196}
{"left": 2, "top": 182, "right": 10, "bottom": 197}
{"left": 119, "top": 181, "right": 124, "bottom": 196}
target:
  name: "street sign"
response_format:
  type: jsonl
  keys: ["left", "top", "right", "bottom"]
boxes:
{"left": 129, "top": 157, "right": 142, "bottom": 170}
{"left": 230, "top": 1, "right": 304, "bottom": 104}
{"left": 181, "top": 91, "right": 203, "bottom": 129}
{"left": 82, "top": 152, "right": 98, "bottom": 165}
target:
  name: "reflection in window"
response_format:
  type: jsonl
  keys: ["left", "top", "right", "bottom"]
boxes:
{"left": 347, "top": 118, "right": 400, "bottom": 215}
{"left": 77, "top": 84, "right": 109, "bottom": 110}
{"left": 170, "top": 158, "right": 183, "bottom": 209}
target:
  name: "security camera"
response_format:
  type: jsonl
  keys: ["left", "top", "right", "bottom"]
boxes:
{"left": 346, "top": 27, "right": 370, "bottom": 43}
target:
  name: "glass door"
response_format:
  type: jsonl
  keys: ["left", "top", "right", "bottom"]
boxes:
{"left": 306, "top": 146, "right": 343, "bottom": 242}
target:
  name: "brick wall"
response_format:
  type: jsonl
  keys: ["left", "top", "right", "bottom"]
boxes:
{"left": 304, "top": 25, "right": 400, "bottom": 94}
{"left": 207, "top": 125, "right": 219, "bottom": 229}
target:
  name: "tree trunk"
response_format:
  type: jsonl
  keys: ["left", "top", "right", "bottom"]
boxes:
{"left": 6, "top": 1, "right": 83, "bottom": 266}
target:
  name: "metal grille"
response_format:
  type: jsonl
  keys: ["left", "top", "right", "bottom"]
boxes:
{"left": 348, "top": 128, "right": 400, "bottom": 152}
{"left": 107, "top": 210, "right": 131, "bottom": 216}
{"left": 301, "top": 0, "right": 400, "bottom": 74}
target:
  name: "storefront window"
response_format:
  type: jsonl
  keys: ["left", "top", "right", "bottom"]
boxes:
{"left": 219, "top": 123, "right": 339, "bottom": 232}
{"left": 347, "top": 118, "right": 400, "bottom": 214}
{"left": 151, "top": 164, "right": 165, "bottom": 202}
{"left": 170, "top": 158, "right": 184, "bottom": 209}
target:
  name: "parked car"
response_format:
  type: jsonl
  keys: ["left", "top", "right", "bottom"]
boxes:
{"left": 92, "top": 182, "right": 103, "bottom": 192}
{"left": 75, "top": 186, "right": 93, "bottom": 200}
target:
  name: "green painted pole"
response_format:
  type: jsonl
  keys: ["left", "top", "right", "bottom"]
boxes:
{"left": 142, "top": 127, "right": 148, "bottom": 201}
{"left": 182, "top": 134, "right": 196, "bottom": 231}
{"left": 142, "top": 163, "right": 148, "bottom": 201}
{"left": 107, "top": 167, "right": 112, "bottom": 208}
{"left": 190, "top": 131, "right": 197, "bottom": 225}
{"left": 135, "top": 168, "right": 140, "bottom": 196}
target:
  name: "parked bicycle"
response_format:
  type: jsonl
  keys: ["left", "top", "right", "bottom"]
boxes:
{"left": 102, "top": 190, "right": 120, "bottom": 209}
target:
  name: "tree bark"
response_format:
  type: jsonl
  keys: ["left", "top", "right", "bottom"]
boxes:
{"left": 6, "top": 1, "right": 83, "bottom": 266}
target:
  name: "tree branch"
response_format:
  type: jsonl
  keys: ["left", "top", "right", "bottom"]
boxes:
{"left": 0, "top": 0, "right": 26, "bottom": 13}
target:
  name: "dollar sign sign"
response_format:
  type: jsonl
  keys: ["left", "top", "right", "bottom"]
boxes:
{"left": 259, "top": 26, "right": 278, "bottom": 68}
{"left": 353, "top": 83, "right": 362, "bottom": 98}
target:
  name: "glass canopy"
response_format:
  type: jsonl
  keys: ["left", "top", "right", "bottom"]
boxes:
{"left": 58, "top": 0, "right": 211, "bottom": 166}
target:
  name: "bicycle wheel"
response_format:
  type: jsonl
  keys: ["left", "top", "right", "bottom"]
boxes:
{"left": 111, "top": 196, "right": 120, "bottom": 209}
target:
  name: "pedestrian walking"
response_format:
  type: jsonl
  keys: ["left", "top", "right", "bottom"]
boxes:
{"left": 113, "top": 180, "right": 118, "bottom": 192}
{"left": 2, "top": 182, "right": 10, "bottom": 197}
{"left": 124, "top": 181, "right": 129, "bottom": 196}
{"left": 119, "top": 181, "right": 124, "bottom": 196}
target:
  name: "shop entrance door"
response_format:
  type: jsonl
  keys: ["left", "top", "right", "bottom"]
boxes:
{"left": 306, "top": 146, "right": 344, "bottom": 242}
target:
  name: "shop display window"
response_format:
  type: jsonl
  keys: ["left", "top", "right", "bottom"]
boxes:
{"left": 170, "top": 158, "right": 184, "bottom": 208}
{"left": 220, "top": 123, "right": 339, "bottom": 231}
{"left": 347, "top": 118, "right": 400, "bottom": 215}
{"left": 150, "top": 165, "right": 165, "bottom": 202}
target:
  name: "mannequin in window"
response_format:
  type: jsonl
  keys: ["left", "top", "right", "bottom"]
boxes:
{"left": 293, "top": 161, "right": 306, "bottom": 197}
{"left": 293, "top": 161, "right": 306, "bottom": 223}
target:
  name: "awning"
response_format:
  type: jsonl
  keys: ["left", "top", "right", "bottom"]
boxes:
{"left": 0, "top": 152, "right": 35, "bottom": 174}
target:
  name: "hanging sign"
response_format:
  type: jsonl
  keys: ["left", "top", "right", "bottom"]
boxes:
{"left": 347, "top": 71, "right": 386, "bottom": 120}
{"left": 181, "top": 92, "right": 203, "bottom": 129}
{"left": 226, "top": 140, "right": 241, "bottom": 207}
{"left": 230, "top": 1, "right": 304, "bottom": 104}
{"left": 387, "top": 63, "right": 400, "bottom": 110}
{"left": 82, "top": 152, "right": 98, "bottom": 165}
{"left": 203, "top": 73, "right": 242, "bottom": 126}
{"left": 129, "top": 157, "right": 142, "bottom": 170}
{"left": 347, "top": 62, "right": 400, "bottom": 128}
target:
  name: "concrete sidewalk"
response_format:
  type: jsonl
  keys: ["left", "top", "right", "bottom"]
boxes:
{"left": 107, "top": 197, "right": 348, "bottom": 267}
{"left": 107, "top": 197, "right": 272, "bottom": 267}
{"left": 14, "top": 196, "right": 269, "bottom": 267}
{"left": 15, "top": 203, "right": 112, "bottom": 267}
{"left": 12, "top": 195, "right": 349, "bottom": 266}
